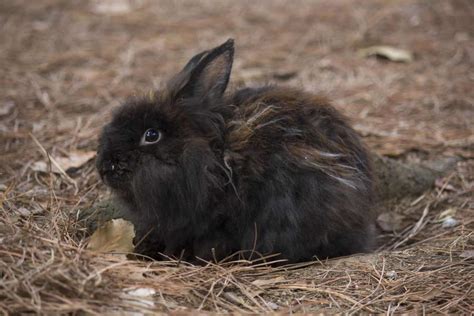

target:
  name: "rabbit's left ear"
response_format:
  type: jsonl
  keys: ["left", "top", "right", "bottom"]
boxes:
{"left": 169, "top": 39, "right": 234, "bottom": 100}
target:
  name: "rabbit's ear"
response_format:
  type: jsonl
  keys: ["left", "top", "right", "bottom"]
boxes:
{"left": 169, "top": 39, "right": 234, "bottom": 100}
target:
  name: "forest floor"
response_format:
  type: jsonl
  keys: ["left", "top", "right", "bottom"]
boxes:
{"left": 0, "top": 0, "right": 473, "bottom": 314}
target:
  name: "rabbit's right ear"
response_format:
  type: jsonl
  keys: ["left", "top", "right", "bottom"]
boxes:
{"left": 168, "top": 39, "right": 234, "bottom": 101}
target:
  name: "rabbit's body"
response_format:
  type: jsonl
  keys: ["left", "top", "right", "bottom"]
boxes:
{"left": 97, "top": 40, "right": 375, "bottom": 263}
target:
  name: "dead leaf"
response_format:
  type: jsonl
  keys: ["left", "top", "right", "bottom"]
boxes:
{"left": 123, "top": 287, "right": 156, "bottom": 309}
{"left": 435, "top": 208, "right": 459, "bottom": 228}
{"left": 126, "top": 287, "right": 156, "bottom": 297}
{"left": 251, "top": 276, "right": 286, "bottom": 287}
{"left": 0, "top": 101, "right": 14, "bottom": 116}
{"left": 460, "top": 250, "right": 474, "bottom": 259}
{"left": 272, "top": 69, "right": 298, "bottom": 81}
{"left": 223, "top": 292, "right": 246, "bottom": 306}
{"left": 32, "top": 150, "right": 96, "bottom": 174}
{"left": 16, "top": 207, "right": 31, "bottom": 217}
{"left": 87, "top": 219, "right": 135, "bottom": 253}
{"left": 435, "top": 178, "right": 457, "bottom": 192}
{"left": 91, "top": 0, "right": 132, "bottom": 15}
{"left": 74, "top": 68, "right": 101, "bottom": 81}
{"left": 239, "top": 68, "right": 265, "bottom": 81}
{"left": 412, "top": 288, "right": 443, "bottom": 301}
{"left": 359, "top": 46, "right": 413, "bottom": 63}
{"left": 377, "top": 212, "right": 406, "bottom": 232}
{"left": 438, "top": 208, "right": 457, "bottom": 220}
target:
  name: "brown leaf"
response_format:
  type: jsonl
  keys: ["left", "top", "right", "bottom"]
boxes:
{"left": 412, "top": 288, "right": 443, "bottom": 301}
{"left": 377, "top": 212, "right": 406, "bottom": 232}
{"left": 437, "top": 208, "right": 457, "bottom": 220}
{"left": 251, "top": 276, "right": 286, "bottom": 287}
{"left": 435, "top": 178, "right": 457, "bottom": 192}
{"left": 460, "top": 250, "right": 474, "bottom": 259}
{"left": 91, "top": 0, "right": 132, "bottom": 15}
{"left": 122, "top": 287, "right": 156, "bottom": 309}
{"left": 358, "top": 46, "right": 413, "bottom": 63}
{"left": 0, "top": 101, "right": 15, "bottom": 116}
{"left": 435, "top": 208, "right": 459, "bottom": 228}
{"left": 272, "top": 69, "right": 298, "bottom": 81}
{"left": 32, "top": 150, "right": 96, "bottom": 174}
{"left": 87, "top": 219, "right": 135, "bottom": 253}
{"left": 239, "top": 68, "right": 265, "bottom": 81}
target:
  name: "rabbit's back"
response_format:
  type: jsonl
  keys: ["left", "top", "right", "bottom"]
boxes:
{"left": 221, "top": 86, "right": 374, "bottom": 262}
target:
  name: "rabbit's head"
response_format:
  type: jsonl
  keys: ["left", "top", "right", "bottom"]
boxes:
{"left": 96, "top": 39, "right": 234, "bottom": 204}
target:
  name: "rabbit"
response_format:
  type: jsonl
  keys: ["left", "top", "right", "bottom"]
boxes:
{"left": 96, "top": 39, "right": 375, "bottom": 264}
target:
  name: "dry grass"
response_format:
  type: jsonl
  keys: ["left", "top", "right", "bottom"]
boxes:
{"left": 1, "top": 0, "right": 473, "bottom": 314}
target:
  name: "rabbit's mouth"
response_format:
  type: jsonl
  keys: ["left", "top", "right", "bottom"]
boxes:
{"left": 100, "top": 161, "right": 132, "bottom": 189}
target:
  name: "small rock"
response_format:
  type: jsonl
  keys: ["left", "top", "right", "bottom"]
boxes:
{"left": 267, "top": 302, "right": 279, "bottom": 310}
{"left": 441, "top": 216, "right": 459, "bottom": 228}
{"left": 0, "top": 101, "right": 15, "bottom": 116}
{"left": 16, "top": 207, "right": 31, "bottom": 217}
{"left": 385, "top": 270, "right": 398, "bottom": 280}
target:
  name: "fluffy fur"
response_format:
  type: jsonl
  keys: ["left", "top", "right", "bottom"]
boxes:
{"left": 96, "top": 39, "right": 375, "bottom": 263}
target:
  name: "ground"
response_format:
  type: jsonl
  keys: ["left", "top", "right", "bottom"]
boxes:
{"left": 0, "top": 0, "right": 473, "bottom": 314}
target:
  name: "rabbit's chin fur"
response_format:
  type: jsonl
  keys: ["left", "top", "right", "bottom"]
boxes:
{"left": 96, "top": 39, "right": 375, "bottom": 264}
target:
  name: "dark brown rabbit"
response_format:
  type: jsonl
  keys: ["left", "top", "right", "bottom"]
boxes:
{"left": 96, "top": 39, "right": 375, "bottom": 263}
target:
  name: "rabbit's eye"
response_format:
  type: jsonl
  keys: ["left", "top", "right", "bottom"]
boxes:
{"left": 140, "top": 128, "right": 161, "bottom": 145}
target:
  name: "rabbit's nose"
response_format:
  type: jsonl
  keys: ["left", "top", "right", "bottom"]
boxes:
{"left": 103, "top": 160, "right": 128, "bottom": 175}
{"left": 102, "top": 161, "right": 116, "bottom": 173}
